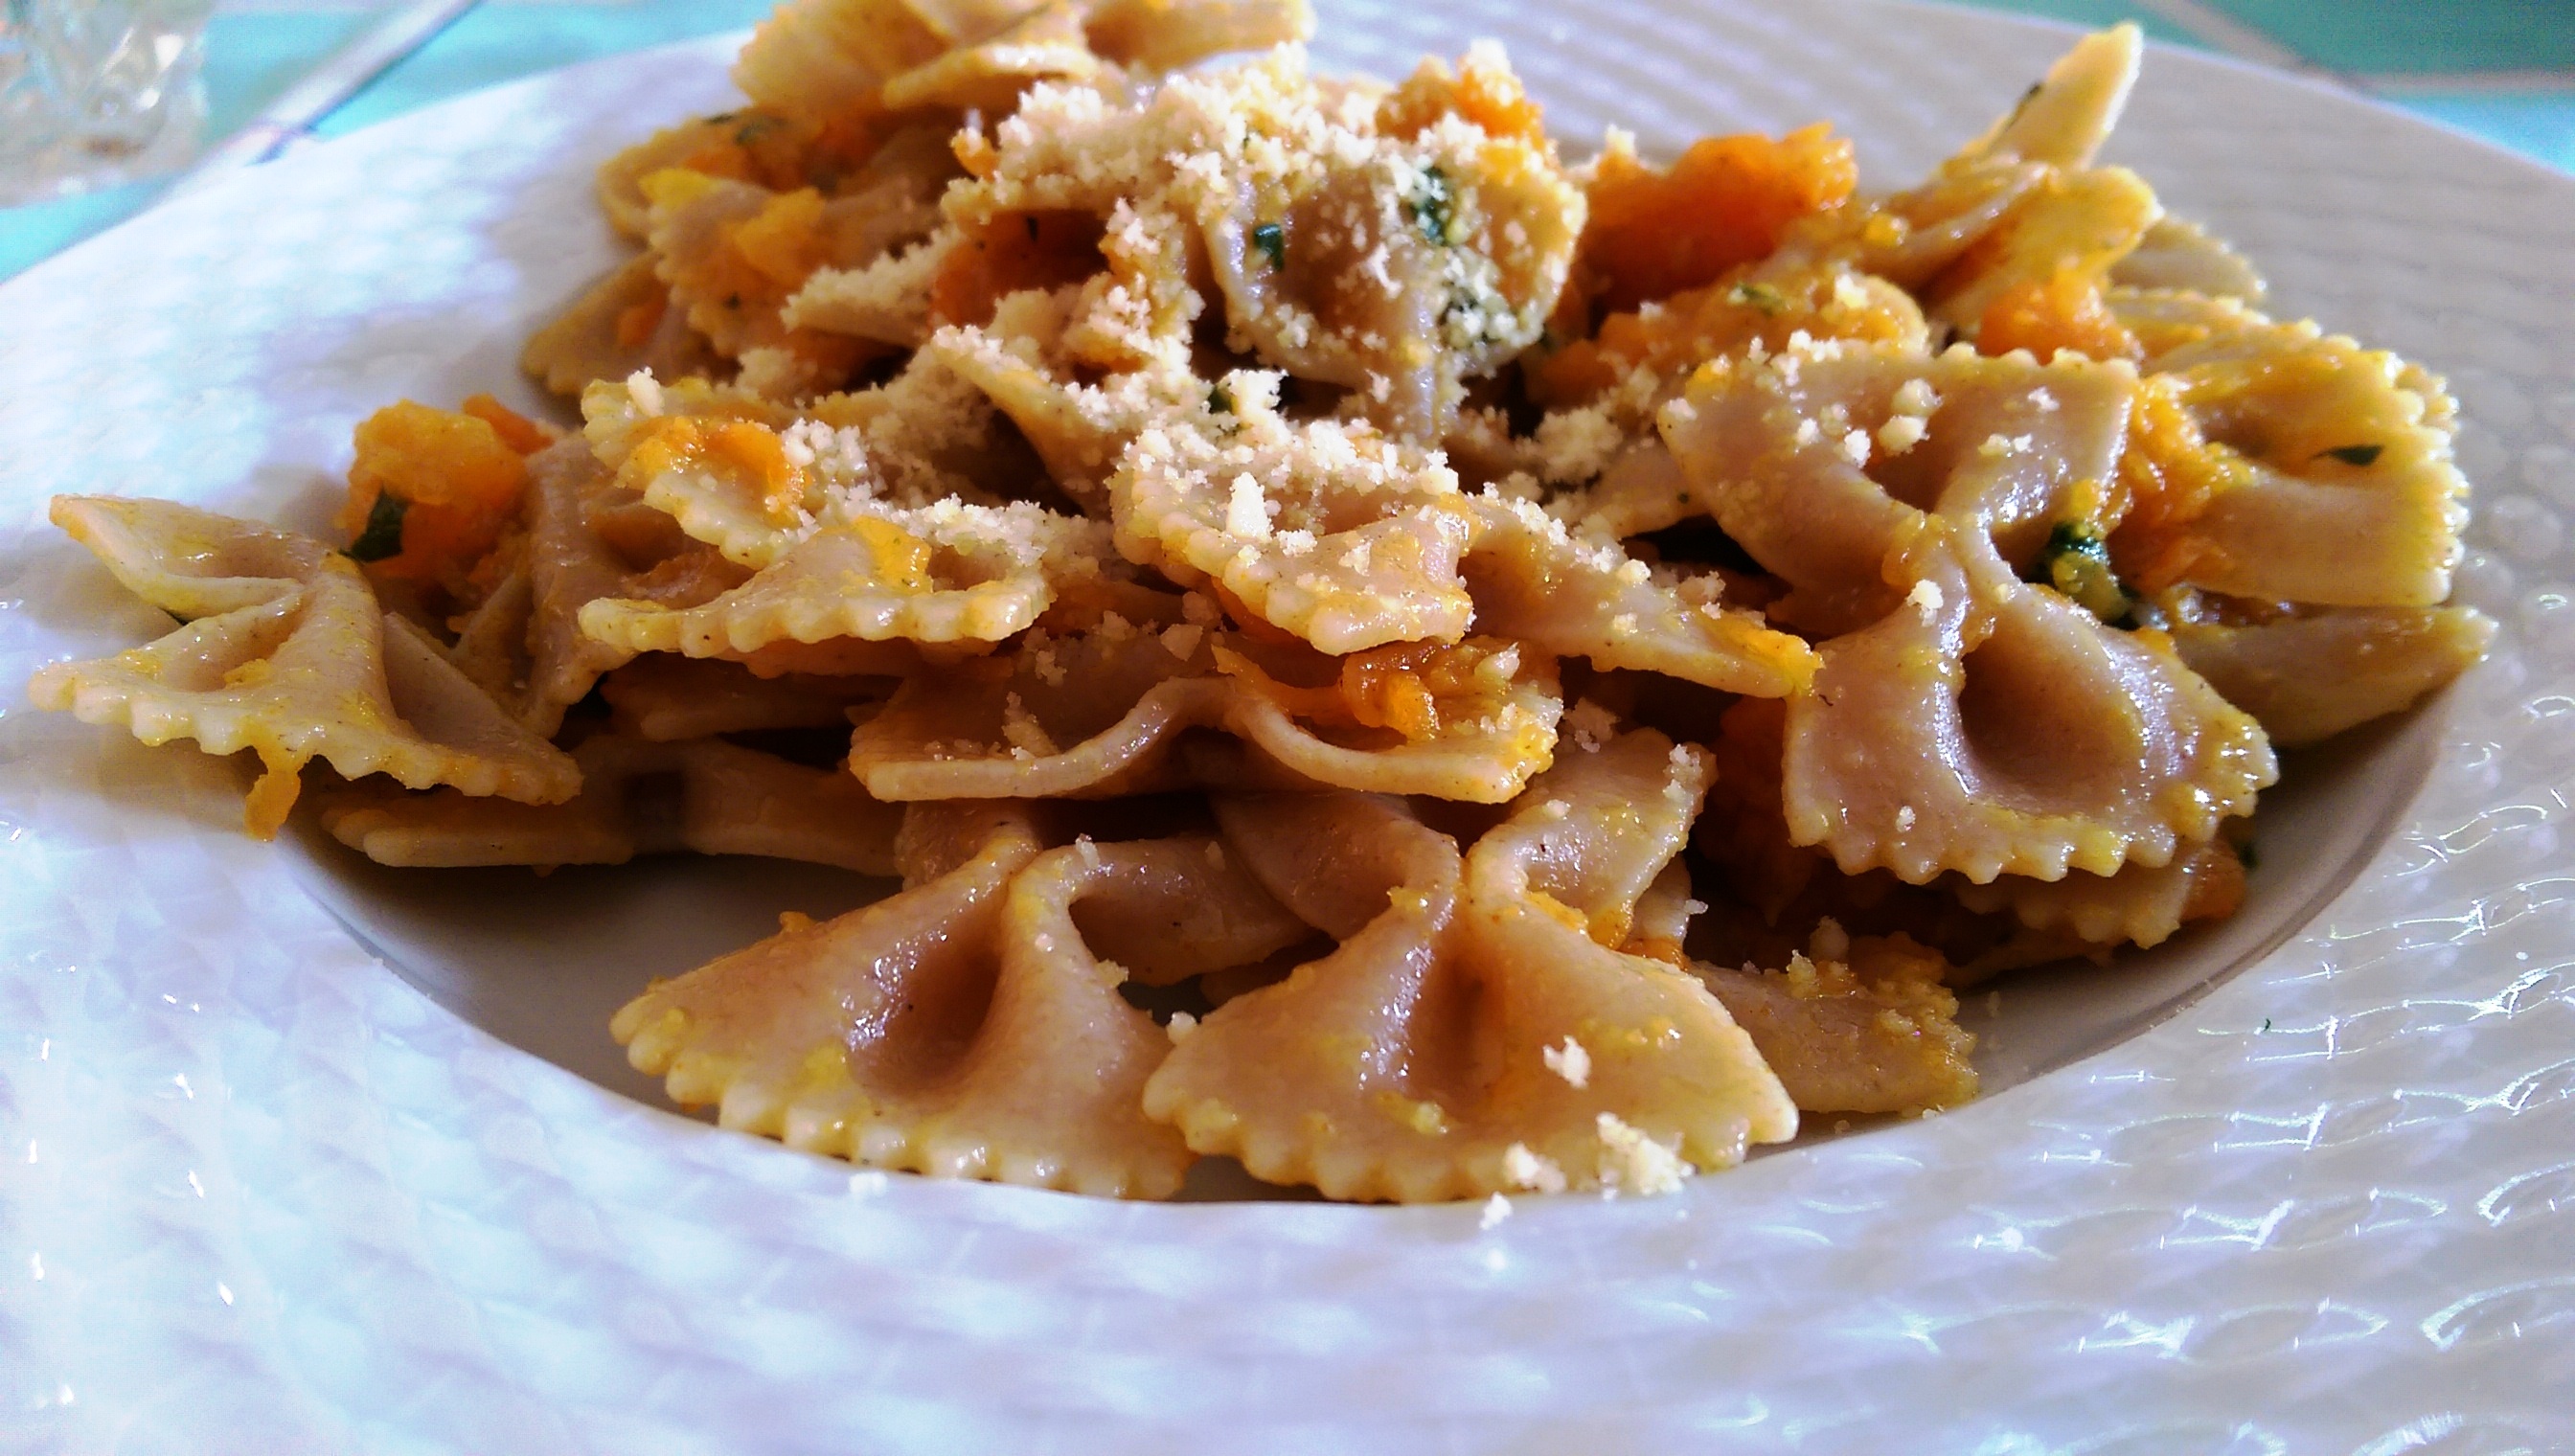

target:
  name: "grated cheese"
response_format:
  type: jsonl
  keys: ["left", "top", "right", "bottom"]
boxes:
{"left": 1595, "top": 1112, "right": 1688, "bottom": 1197}
{"left": 1001, "top": 692, "right": 1060, "bottom": 760}
{"left": 1502, "top": 1141, "right": 1567, "bottom": 1194}
{"left": 626, "top": 369, "right": 665, "bottom": 417}
{"left": 1542, "top": 1035, "right": 1591, "bottom": 1088}
{"left": 1562, "top": 699, "right": 1616, "bottom": 752}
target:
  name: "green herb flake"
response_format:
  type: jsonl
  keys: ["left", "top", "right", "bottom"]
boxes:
{"left": 1208, "top": 382, "right": 1235, "bottom": 415}
{"left": 1251, "top": 220, "right": 1286, "bottom": 270}
{"left": 2316, "top": 443, "right": 2382, "bottom": 466}
{"left": 2261, "top": 1017, "right": 2272, "bottom": 1033}
{"left": 2033, "top": 519, "right": 2131, "bottom": 623}
{"left": 1728, "top": 281, "right": 1788, "bottom": 315}
{"left": 347, "top": 492, "right": 408, "bottom": 562}
{"left": 1407, "top": 165, "right": 1455, "bottom": 245}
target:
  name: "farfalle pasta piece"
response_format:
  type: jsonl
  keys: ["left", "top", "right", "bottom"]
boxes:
{"left": 1889, "top": 34, "right": 2159, "bottom": 341}
{"left": 1677, "top": 27, "right": 2136, "bottom": 333}
{"left": 728, "top": 0, "right": 927, "bottom": 126}
{"left": 1053, "top": 831, "right": 1316, "bottom": 987}
{"left": 1663, "top": 342, "right": 2276, "bottom": 882}
{"left": 613, "top": 802, "right": 1198, "bottom": 1197}
{"left": 1213, "top": 634, "right": 1563, "bottom": 804}
{"left": 731, "top": 0, "right": 1171, "bottom": 131}
{"left": 921, "top": 289, "right": 1206, "bottom": 511}
{"left": 1924, "top": 163, "right": 2160, "bottom": 341}
{"left": 1653, "top": 340, "right": 2138, "bottom": 637}
{"left": 1953, "top": 23, "right": 2140, "bottom": 172}
{"left": 2108, "top": 297, "right": 2472, "bottom": 609}
{"left": 1143, "top": 729, "right": 1794, "bottom": 1201}
{"left": 1199, "top": 47, "right": 1584, "bottom": 439}
{"left": 1781, "top": 524, "right": 2270, "bottom": 882}
{"left": 29, "top": 497, "right": 579, "bottom": 838}
{"left": 1083, "top": 0, "right": 1313, "bottom": 71}
{"left": 2168, "top": 605, "right": 2495, "bottom": 747}
{"left": 942, "top": 42, "right": 1582, "bottom": 441}
{"left": 852, "top": 615, "right": 1563, "bottom": 804}
{"left": 593, "top": 106, "right": 819, "bottom": 240}
{"left": 1694, "top": 928, "right": 1977, "bottom": 1115}
{"left": 520, "top": 255, "right": 722, "bottom": 398}
{"left": 783, "top": 230, "right": 955, "bottom": 349}
{"left": 318, "top": 733, "right": 901, "bottom": 872}
{"left": 2109, "top": 216, "right": 2266, "bottom": 303}
{"left": 1949, "top": 835, "right": 2243, "bottom": 949}
{"left": 851, "top": 610, "right": 1225, "bottom": 799}
{"left": 577, "top": 379, "right": 1113, "bottom": 652}
{"left": 584, "top": 378, "right": 873, "bottom": 569}
{"left": 1462, "top": 489, "right": 1819, "bottom": 697}
{"left": 586, "top": 359, "right": 1051, "bottom": 541}
{"left": 877, "top": 0, "right": 1102, "bottom": 112}
{"left": 577, "top": 501, "right": 1111, "bottom": 656}
{"left": 1692, "top": 693, "right": 2150, "bottom": 990}
{"left": 1059, "top": 200, "right": 1206, "bottom": 373}
{"left": 1113, "top": 382, "right": 1484, "bottom": 652}
{"left": 599, "top": 654, "right": 892, "bottom": 740}
{"left": 449, "top": 435, "right": 755, "bottom": 737}
{"left": 641, "top": 166, "right": 938, "bottom": 388}
{"left": 581, "top": 373, "right": 798, "bottom": 474}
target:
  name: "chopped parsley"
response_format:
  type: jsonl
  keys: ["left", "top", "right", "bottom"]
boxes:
{"left": 1251, "top": 220, "right": 1286, "bottom": 269}
{"left": 2032, "top": 519, "right": 2130, "bottom": 623}
{"left": 1208, "top": 382, "right": 1235, "bottom": 414}
{"left": 2315, "top": 443, "right": 2382, "bottom": 466}
{"left": 2261, "top": 1017, "right": 2272, "bottom": 1033}
{"left": 347, "top": 492, "right": 408, "bottom": 562}
{"left": 1406, "top": 165, "right": 1455, "bottom": 245}
{"left": 1728, "top": 281, "right": 1788, "bottom": 315}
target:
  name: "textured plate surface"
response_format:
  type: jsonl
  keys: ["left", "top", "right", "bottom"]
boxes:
{"left": 5, "top": 2, "right": 2575, "bottom": 1449}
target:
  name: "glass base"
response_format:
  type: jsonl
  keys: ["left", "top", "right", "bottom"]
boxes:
{"left": 0, "top": 0, "right": 213, "bottom": 206}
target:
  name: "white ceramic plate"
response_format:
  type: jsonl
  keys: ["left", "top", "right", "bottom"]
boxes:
{"left": 5, "top": 1, "right": 2573, "bottom": 1448}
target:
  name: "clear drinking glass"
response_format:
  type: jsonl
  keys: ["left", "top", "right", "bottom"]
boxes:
{"left": 0, "top": 0, "right": 214, "bottom": 204}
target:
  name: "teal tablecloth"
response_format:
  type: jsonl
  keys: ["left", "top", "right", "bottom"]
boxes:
{"left": 3, "top": 0, "right": 2569, "bottom": 281}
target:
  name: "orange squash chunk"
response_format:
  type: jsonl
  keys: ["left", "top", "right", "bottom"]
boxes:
{"left": 1977, "top": 270, "right": 2141, "bottom": 363}
{"left": 336, "top": 401, "right": 532, "bottom": 586}
{"left": 927, "top": 210, "right": 1105, "bottom": 329}
{"left": 1581, "top": 125, "right": 1857, "bottom": 313}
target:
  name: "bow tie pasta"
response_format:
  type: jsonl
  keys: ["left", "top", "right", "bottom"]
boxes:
{"left": 33, "top": 496, "right": 580, "bottom": 837}
{"left": 32, "top": 9, "right": 2491, "bottom": 1203}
